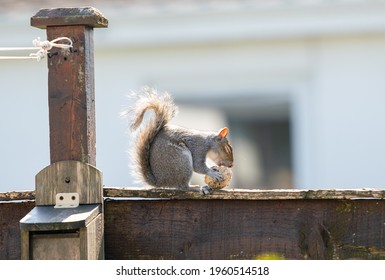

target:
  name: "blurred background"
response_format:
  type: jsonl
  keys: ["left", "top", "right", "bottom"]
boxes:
{"left": 1, "top": 0, "right": 385, "bottom": 191}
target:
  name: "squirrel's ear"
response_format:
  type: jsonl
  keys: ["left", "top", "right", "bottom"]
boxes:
{"left": 217, "top": 127, "right": 229, "bottom": 140}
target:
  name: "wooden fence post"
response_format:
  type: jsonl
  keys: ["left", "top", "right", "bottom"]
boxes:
{"left": 20, "top": 7, "right": 108, "bottom": 260}
{"left": 31, "top": 7, "right": 108, "bottom": 165}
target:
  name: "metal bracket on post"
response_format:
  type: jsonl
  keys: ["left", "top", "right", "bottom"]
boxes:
{"left": 55, "top": 193, "right": 80, "bottom": 208}
{"left": 20, "top": 7, "right": 108, "bottom": 260}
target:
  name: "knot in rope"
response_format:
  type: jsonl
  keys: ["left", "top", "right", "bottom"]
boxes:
{"left": 31, "top": 37, "right": 73, "bottom": 61}
{"left": 0, "top": 37, "right": 73, "bottom": 61}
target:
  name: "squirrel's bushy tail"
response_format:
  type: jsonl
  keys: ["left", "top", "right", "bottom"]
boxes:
{"left": 129, "top": 87, "right": 178, "bottom": 186}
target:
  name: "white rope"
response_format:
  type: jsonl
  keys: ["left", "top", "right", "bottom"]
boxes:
{"left": 0, "top": 37, "right": 73, "bottom": 61}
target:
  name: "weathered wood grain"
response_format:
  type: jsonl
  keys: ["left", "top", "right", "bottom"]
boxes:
{"left": 80, "top": 213, "right": 104, "bottom": 259}
{"left": 104, "top": 187, "right": 385, "bottom": 200}
{"left": 42, "top": 24, "right": 97, "bottom": 165}
{"left": 2, "top": 188, "right": 385, "bottom": 202}
{"left": 0, "top": 201, "right": 34, "bottom": 260}
{"left": 31, "top": 7, "right": 108, "bottom": 29}
{"left": 104, "top": 198, "right": 385, "bottom": 260}
{"left": 31, "top": 7, "right": 108, "bottom": 165}
{"left": 2, "top": 188, "right": 385, "bottom": 259}
{"left": 19, "top": 8, "right": 107, "bottom": 260}
{"left": 35, "top": 160, "right": 103, "bottom": 206}
{"left": 0, "top": 190, "right": 34, "bottom": 201}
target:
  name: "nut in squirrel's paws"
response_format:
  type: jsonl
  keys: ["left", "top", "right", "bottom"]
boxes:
{"left": 204, "top": 166, "right": 233, "bottom": 189}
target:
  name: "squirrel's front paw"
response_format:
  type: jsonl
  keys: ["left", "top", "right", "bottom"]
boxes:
{"left": 207, "top": 167, "right": 223, "bottom": 182}
{"left": 200, "top": 185, "right": 211, "bottom": 195}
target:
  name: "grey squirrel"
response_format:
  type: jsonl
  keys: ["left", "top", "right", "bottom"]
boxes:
{"left": 128, "top": 87, "right": 234, "bottom": 190}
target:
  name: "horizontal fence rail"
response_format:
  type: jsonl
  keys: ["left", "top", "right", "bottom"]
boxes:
{"left": 1, "top": 187, "right": 385, "bottom": 260}
{"left": 2, "top": 187, "right": 385, "bottom": 202}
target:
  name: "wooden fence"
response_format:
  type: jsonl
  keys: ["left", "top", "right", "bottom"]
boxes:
{"left": 1, "top": 188, "right": 385, "bottom": 260}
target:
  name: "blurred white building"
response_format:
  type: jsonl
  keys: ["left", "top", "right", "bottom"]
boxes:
{"left": 1, "top": 0, "right": 385, "bottom": 191}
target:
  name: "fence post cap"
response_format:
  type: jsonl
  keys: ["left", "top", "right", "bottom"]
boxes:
{"left": 31, "top": 7, "right": 108, "bottom": 29}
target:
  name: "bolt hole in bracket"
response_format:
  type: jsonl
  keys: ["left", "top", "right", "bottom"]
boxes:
{"left": 55, "top": 193, "right": 79, "bottom": 208}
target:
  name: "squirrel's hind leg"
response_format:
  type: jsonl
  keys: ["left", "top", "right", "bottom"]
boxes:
{"left": 150, "top": 141, "right": 194, "bottom": 189}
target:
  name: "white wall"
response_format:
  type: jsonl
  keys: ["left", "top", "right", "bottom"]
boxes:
{"left": 0, "top": 60, "right": 48, "bottom": 191}
{"left": 309, "top": 35, "right": 385, "bottom": 187}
